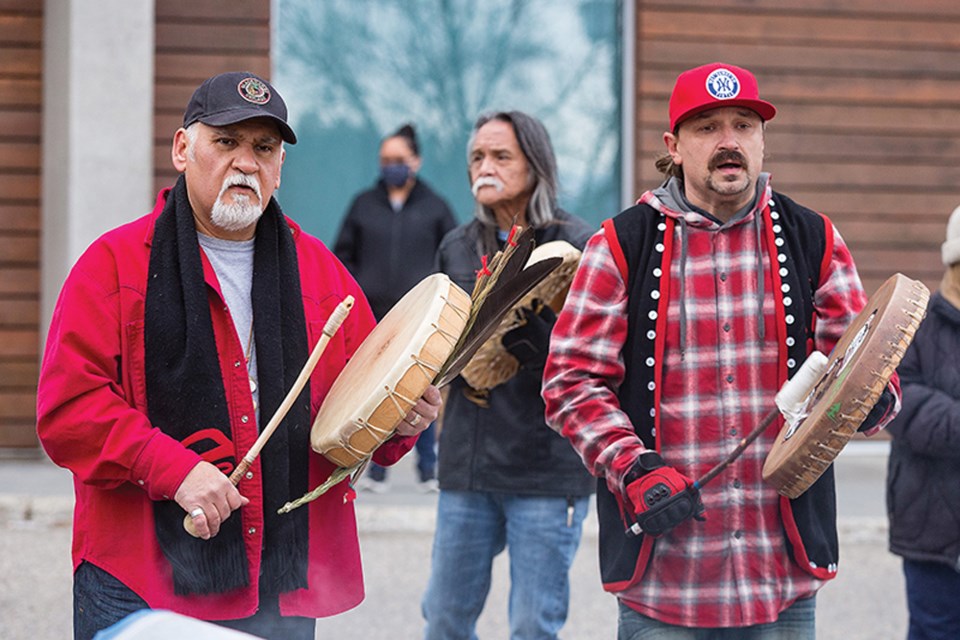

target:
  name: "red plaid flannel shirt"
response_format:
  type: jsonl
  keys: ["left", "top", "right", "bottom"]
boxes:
{"left": 543, "top": 186, "right": 884, "bottom": 627}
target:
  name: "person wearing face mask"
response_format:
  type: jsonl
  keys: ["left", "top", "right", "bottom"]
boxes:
{"left": 334, "top": 124, "right": 456, "bottom": 491}
{"left": 35, "top": 72, "right": 441, "bottom": 640}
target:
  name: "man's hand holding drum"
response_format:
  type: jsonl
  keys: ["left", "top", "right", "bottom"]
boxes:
{"left": 394, "top": 384, "right": 442, "bottom": 437}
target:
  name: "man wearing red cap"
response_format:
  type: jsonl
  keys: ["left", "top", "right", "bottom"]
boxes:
{"left": 543, "top": 62, "right": 899, "bottom": 637}
{"left": 36, "top": 71, "right": 440, "bottom": 639}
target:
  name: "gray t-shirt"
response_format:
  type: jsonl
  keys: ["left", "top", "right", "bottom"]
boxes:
{"left": 197, "top": 232, "right": 260, "bottom": 425}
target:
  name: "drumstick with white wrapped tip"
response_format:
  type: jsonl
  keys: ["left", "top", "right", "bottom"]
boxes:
{"left": 693, "top": 351, "right": 830, "bottom": 491}
{"left": 184, "top": 295, "right": 354, "bottom": 537}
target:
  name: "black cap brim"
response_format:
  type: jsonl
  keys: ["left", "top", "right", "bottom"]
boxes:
{"left": 197, "top": 108, "right": 297, "bottom": 144}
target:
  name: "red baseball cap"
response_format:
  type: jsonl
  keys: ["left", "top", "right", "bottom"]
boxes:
{"left": 668, "top": 62, "right": 776, "bottom": 131}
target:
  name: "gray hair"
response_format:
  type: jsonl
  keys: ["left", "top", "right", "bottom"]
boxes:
{"left": 467, "top": 111, "right": 559, "bottom": 228}
{"left": 183, "top": 122, "right": 199, "bottom": 160}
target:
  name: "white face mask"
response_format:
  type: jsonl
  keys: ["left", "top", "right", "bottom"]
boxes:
{"left": 211, "top": 173, "right": 263, "bottom": 232}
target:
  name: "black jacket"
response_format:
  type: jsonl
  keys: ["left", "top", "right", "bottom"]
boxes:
{"left": 334, "top": 179, "right": 456, "bottom": 320}
{"left": 435, "top": 211, "right": 596, "bottom": 497}
{"left": 886, "top": 292, "right": 960, "bottom": 571}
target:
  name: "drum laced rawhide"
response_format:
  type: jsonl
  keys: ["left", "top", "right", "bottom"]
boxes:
{"left": 762, "top": 273, "right": 930, "bottom": 499}
{"left": 309, "top": 273, "right": 471, "bottom": 470}
{"left": 280, "top": 225, "right": 564, "bottom": 513}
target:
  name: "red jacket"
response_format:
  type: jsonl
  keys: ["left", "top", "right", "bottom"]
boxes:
{"left": 36, "top": 188, "right": 415, "bottom": 620}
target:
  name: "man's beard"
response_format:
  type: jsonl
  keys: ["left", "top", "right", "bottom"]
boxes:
{"left": 211, "top": 174, "right": 264, "bottom": 232}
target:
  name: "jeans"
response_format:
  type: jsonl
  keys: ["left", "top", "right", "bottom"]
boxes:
{"left": 617, "top": 595, "right": 816, "bottom": 640}
{"left": 421, "top": 490, "right": 589, "bottom": 640}
{"left": 73, "top": 561, "right": 314, "bottom": 640}
{"left": 903, "top": 558, "right": 960, "bottom": 640}
{"left": 74, "top": 562, "right": 149, "bottom": 640}
{"left": 369, "top": 421, "right": 438, "bottom": 481}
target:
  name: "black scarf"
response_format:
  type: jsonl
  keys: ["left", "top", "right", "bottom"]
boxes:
{"left": 145, "top": 175, "right": 310, "bottom": 596}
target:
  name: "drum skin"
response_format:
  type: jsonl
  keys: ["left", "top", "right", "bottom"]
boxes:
{"left": 310, "top": 273, "right": 470, "bottom": 467}
{"left": 762, "top": 273, "right": 929, "bottom": 499}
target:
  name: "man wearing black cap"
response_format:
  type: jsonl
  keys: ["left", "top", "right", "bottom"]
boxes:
{"left": 36, "top": 71, "right": 440, "bottom": 639}
{"left": 542, "top": 62, "right": 899, "bottom": 637}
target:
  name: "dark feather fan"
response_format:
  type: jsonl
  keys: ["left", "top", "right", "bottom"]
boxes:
{"left": 434, "top": 225, "right": 562, "bottom": 387}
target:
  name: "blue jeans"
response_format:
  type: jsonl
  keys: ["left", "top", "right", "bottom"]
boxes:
{"left": 74, "top": 561, "right": 314, "bottom": 640}
{"left": 421, "top": 490, "right": 589, "bottom": 640}
{"left": 617, "top": 595, "right": 816, "bottom": 640}
{"left": 74, "top": 562, "right": 149, "bottom": 640}
{"left": 903, "top": 558, "right": 960, "bottom": 640}
{"left": 369, "top": 421, "right": 438, "bottom": 481}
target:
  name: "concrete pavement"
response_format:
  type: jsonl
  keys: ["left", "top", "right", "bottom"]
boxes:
{"left": 0, "top": 442, "right": 909, "bottom": 639}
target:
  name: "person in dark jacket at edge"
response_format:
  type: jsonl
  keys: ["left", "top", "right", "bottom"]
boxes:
{"left": 334, "top": 123, "right": 456, "bottom": 493}
{"left": 421, "top": 110, "right": 595, "bottom": 640}
{"left": 886, "top": 204, "right": 960, "bottom": 640}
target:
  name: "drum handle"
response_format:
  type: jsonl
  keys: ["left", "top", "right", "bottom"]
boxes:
{"left": 184, "top": 295, "right": 355, "bottom": 537}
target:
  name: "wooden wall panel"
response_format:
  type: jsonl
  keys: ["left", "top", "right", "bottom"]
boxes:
{"left": 635, "top": 1, "right": 960, "bottom": 295}
{"left": 0, "top": 0, "right": 40, "bottom": 447}
{"left": 153, "top": 3, "right": 273, "bottom": 194}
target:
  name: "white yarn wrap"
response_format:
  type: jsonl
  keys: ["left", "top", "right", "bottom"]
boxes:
{"left": 775, "top": 351, "right": 829, "bottom": 428}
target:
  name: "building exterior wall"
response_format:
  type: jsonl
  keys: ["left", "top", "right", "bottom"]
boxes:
{"left": 632, "top": 0, "right": 960, "bottom": 296}
{"left": 1, "top": 1, "right": 44, "bottom": 447}
{"left": 153, "top": 0, "right": 272, "bottom": 193}
{"left": 4, "top": 0, "right": 957, "bottom": 447}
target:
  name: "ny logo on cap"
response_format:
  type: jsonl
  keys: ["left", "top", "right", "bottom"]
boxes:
{"left": 705, "top": 68, "right": 741, "bottom": 100}
{"left": 237, "top": 77, "right": 271, "bottom": 105}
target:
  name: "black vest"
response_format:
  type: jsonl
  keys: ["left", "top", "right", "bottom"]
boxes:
{"left": 596, "top": 192, "right": 842, "bottom": 592}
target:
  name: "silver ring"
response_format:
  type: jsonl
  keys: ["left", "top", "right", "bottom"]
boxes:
{"left": 409, "top": 412, "right": 422, "bottom": 427}
{"left": 190, "top": 507, "right": 205, "bottom": 519}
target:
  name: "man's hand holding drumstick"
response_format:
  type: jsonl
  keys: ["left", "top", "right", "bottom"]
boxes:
{"left": 180, "top": 384, "right": 440, "bottom": 540}
{"left": 175, "top": 462, "right": 249, "bottom": 540}
{"left": 177, "top": 294, "right": 441, "bottom": 539}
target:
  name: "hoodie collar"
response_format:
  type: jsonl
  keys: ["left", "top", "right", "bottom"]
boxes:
{"left": 640, "top": 173, "right": 773, "bottom": 359}
{"left": 646, "top": 172, "right": 771, "bottom": 227}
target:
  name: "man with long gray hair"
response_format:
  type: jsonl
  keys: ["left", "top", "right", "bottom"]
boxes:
{"left": 422, "top": 111, "right": 595, "bottom": 639}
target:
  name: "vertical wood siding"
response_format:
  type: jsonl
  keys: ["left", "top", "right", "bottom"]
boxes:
{"left": 634, "top": 0, "right": 960, "bottom": 295}
{"left": 0, "top": 0, "right": 42, "bottom": 447}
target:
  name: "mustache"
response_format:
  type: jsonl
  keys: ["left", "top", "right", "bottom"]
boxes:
{"left": 218, "top": 173, "right": 262, "bottom": 202}
{"left": 708, "top": 150, "right": 747, "bottom": 171}
{"left": 471, "top": 176, "right": 504, "bottom": 197}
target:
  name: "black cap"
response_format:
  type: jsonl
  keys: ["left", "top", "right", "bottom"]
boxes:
{"left": 182, "top": 71, "right": 297, "bottom": 144}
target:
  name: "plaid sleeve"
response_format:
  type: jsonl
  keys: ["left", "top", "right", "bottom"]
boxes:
{"left": 542, "top": 230, "right": 650, "bottom": 494}
{"left": 813, "top": 223, "right": 867, "bottom": 354}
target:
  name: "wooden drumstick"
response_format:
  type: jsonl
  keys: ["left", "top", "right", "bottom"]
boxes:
{"left": 694, "top": 352, "right": 829, "bottom": 491}
{"left": 184, "top": 295, "right": 354, "bottom": 537}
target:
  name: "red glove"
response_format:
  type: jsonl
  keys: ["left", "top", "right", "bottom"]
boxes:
{"left": 624, "top": 451, "right": 704, "bottom": 537}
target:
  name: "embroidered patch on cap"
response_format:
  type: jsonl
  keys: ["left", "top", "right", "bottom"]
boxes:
{"left": 237, "top": 77, "right": 270, "bottom": 105}
{"left": 705, "top": 68, "right": 741, "bottom": 100}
